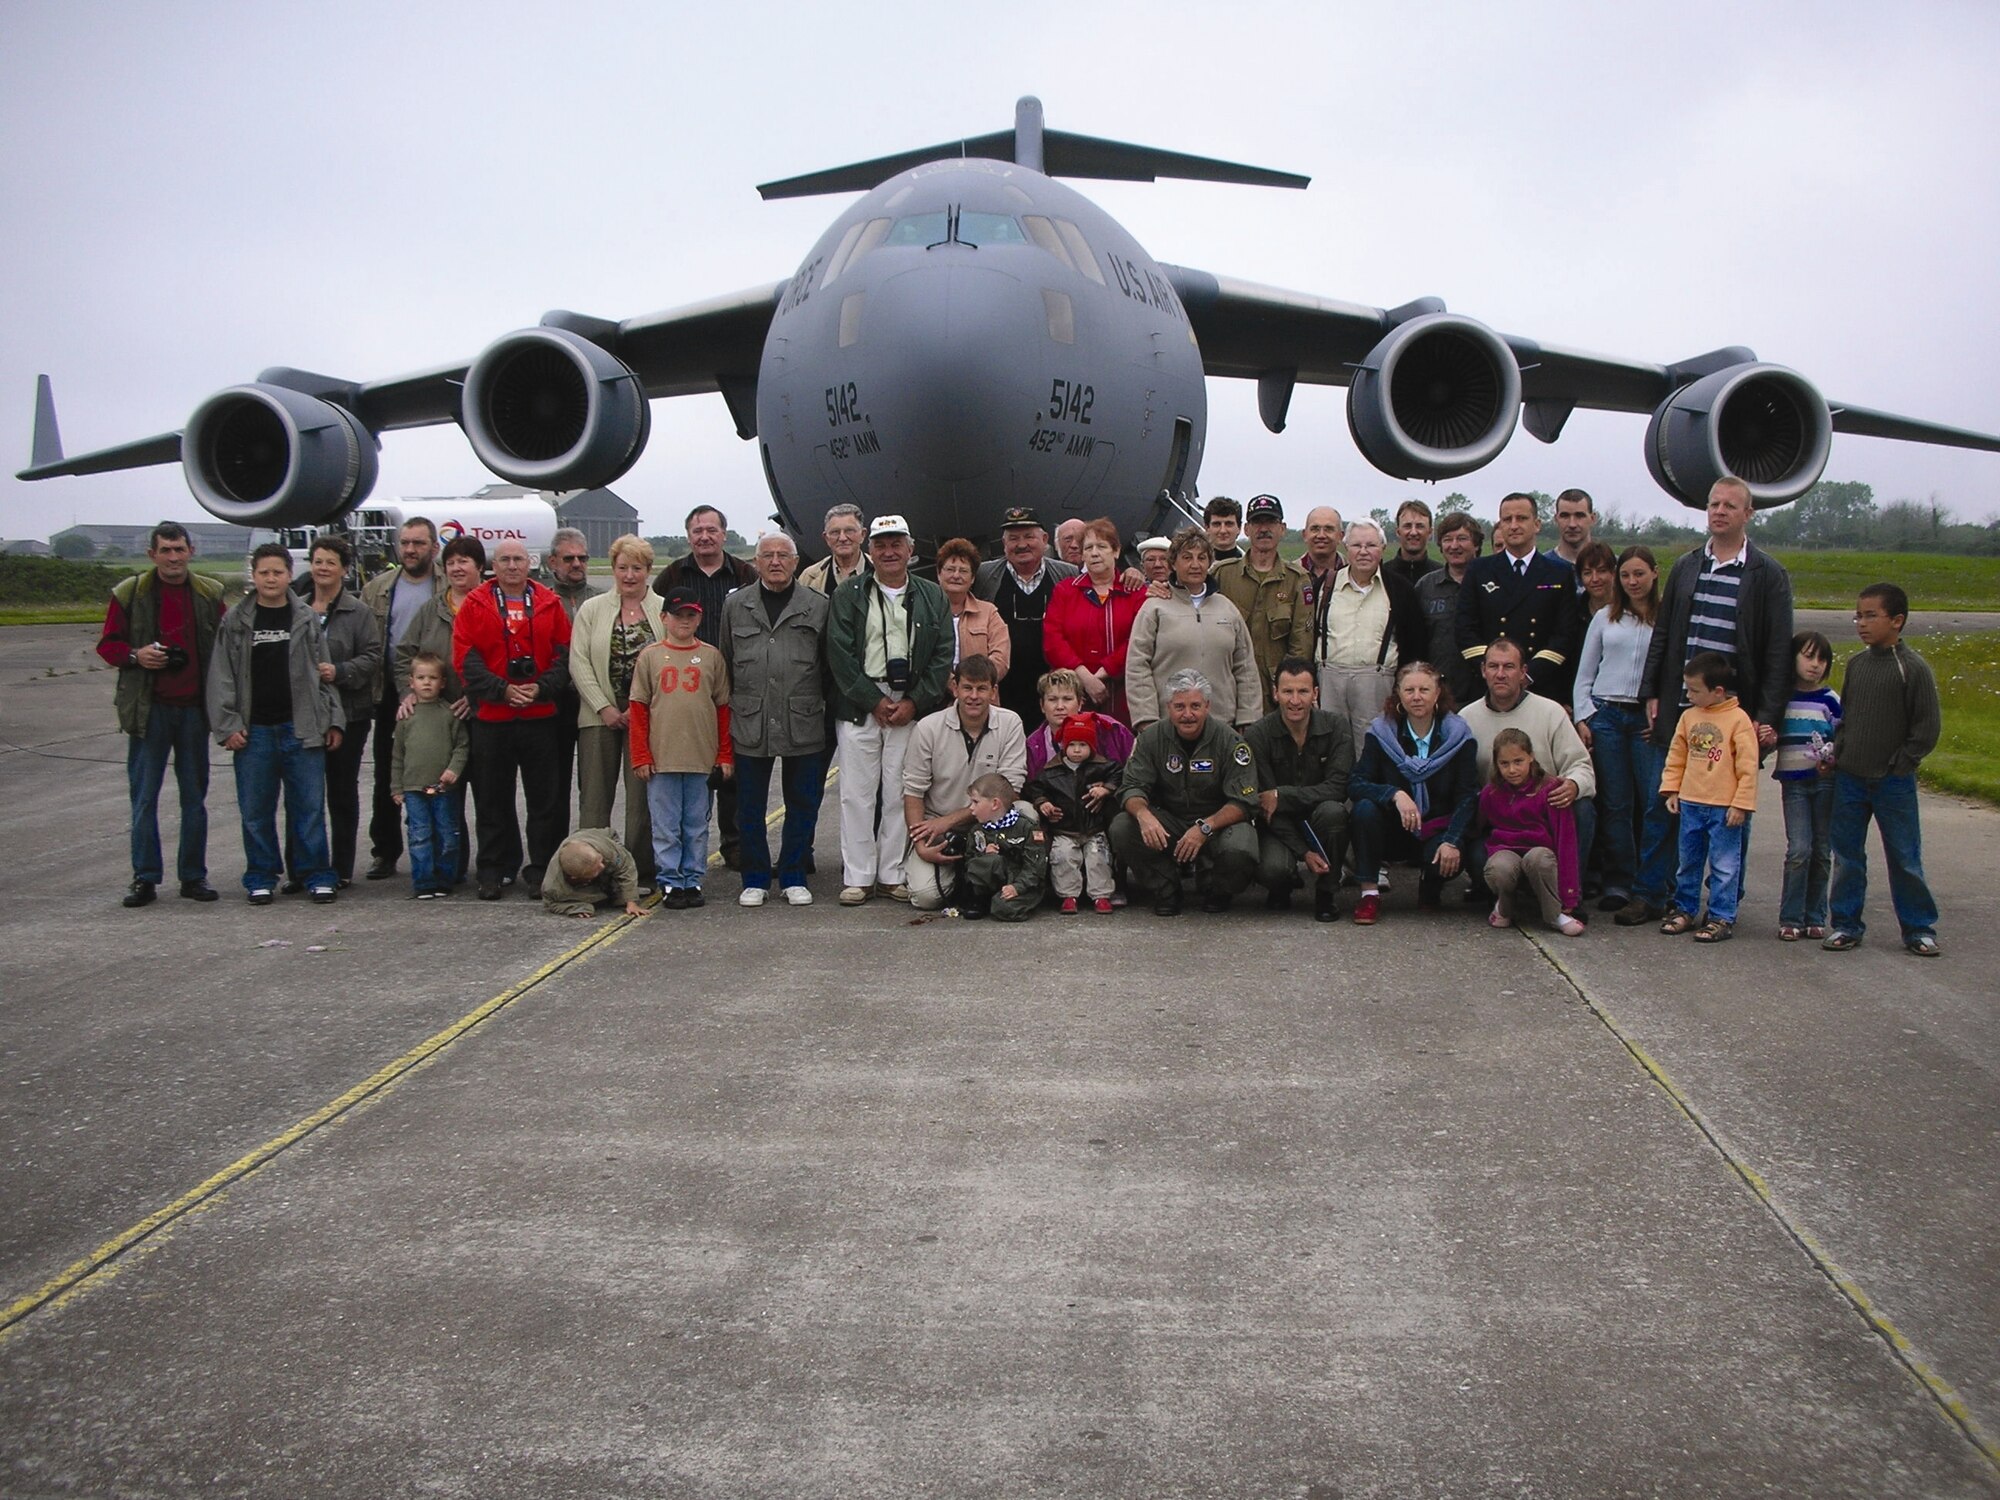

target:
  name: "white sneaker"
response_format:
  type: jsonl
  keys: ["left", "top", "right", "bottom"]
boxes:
{"left": 1377, "top": 865, "right": 1392, "bottom": 891}
{"left": 783, "top": 885, "right": 813, "bottom": 906}
{"left": 738, "top": 887, "right": 767, "bottom": 908}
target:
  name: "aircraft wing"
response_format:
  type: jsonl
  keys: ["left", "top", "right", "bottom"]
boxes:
{"left": 17, "top": 281, "right": 785, "bottom": 482}
{"left": 1160, "top": 264, "right": 2000, "bottom": 453}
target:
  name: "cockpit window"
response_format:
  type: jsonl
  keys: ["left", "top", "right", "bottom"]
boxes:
{"left": 882, "top": 211, "right": 1028, "bottom": 247}
{"left": 1055, "top": 220, "right": 1105, "bottom": 286}
{"left": 1022, "top": 216, "right": 1075, "bottom": 274}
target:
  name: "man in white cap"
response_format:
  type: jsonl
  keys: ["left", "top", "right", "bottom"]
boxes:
{"left": 825, "top": 515, "right": 956, "bottom": 904}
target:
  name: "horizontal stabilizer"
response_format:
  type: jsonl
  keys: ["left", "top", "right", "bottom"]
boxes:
{"left": 758, "top": 96, "right": 1308, "bottom": 199}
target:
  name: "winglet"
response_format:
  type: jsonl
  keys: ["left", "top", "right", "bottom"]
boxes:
{"left": 757, "top": 96, "right": 1309, "bottom": 200}
{"left": 30, "top": 374, "right": 63, "bottom": 468}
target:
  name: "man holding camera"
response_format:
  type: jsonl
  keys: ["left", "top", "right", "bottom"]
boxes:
{"left": 826, "top": 515, "right": 955, "bottom": 905}
{"left": 98, "top": 521, "right": 227, "bottom": 907}
{"left": 453, "top": 538, "right": 573, "bottom": 900}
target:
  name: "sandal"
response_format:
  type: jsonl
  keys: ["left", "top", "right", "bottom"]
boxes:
{"left": 1693, "top": 919, "right": 1734, "bottom": 943}
{"left": 1906, "top": 935, "right": 1941, "bottom": 958}
{"left": 1659, "top": 911, "right": 1695, "bottom": 936}
{"left": 1821, "top": 930, "right": 1861, "bottom": 951}
{"left": 1805, "top": 925, "right": 1828, "bottom": 940}
{"left": 1778, "top": 926, "right": 1802, "bottom": 942}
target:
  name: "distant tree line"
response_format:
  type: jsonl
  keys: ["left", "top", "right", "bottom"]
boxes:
{"left": 644, "top": 529, "right": 750, "bottom": 557}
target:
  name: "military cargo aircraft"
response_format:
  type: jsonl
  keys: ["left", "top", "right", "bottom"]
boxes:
{"left": 19, "top": 97, "right": 2000, "bottom": 550}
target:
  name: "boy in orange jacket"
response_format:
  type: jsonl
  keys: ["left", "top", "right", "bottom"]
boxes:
{"left": 1659, "top": 651, "right": 1759, "bottom": 942}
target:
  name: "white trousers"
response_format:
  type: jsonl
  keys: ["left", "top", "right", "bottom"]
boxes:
{"left": 1320, "top": 661, "right": 1397, "bottom": 758}
{"left": 837, "top": 716, "right": 913, "bottom": 887}
{"left": 1049, "top": 830, "right": 1115, "bottom": 898}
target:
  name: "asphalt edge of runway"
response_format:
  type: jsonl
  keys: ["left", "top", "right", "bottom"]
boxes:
{"left": 1520, "top": 926, "right": 2000, "bottom": 1478}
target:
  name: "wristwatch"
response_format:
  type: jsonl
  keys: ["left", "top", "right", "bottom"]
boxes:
{"left": 1195, "top": 819, "right": 1214, "bottom": 839}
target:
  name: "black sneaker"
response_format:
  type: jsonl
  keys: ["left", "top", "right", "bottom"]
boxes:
{"left": 365, "top": 857, "right": 397, "bottom": 880}
{"left": 663, "top": 889, "right": 690, "bottom": 910}
{"left": 476, "top": 881, "right": 503, "bottom": 901}
{"left": 122, "top": 881, "right": 156, "bottom": 908}
{"left": 1314, "top": 887, "right": 1338, "bottom": 923}
{"left": 178, "top": 879, "right": 219, "bottom": 903}
{"left": 280, "top": 879, "right": 305, "bottom": 896}
{"left": 247, "top": 888, "right": 275, "bottom": 906}
{"left": 683, "top": 888, "right": 705, "bottom": 909}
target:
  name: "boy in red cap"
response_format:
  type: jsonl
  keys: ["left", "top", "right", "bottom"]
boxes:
{"left": 629, "top": 587, "right": 733, "bottom": 908}
{"left": 1024, "top": 710, "right": 1123, "bottom": 913}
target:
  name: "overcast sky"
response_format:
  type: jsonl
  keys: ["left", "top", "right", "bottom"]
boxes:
{"left": 5, "top": 0, "right": 1998, "bottom": 543}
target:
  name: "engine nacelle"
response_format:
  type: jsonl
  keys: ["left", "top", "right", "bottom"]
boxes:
{"left": 1347, "top": 313, "right": 1522, "bottom": 480}
{"left": 1645, "top": 363, "right": 1832, "bottom": 509}
{"left": 461, "top": 327, "right": 650, "bottom": 490}
{"left": 183, "top": 384, "right": 379, "bottom": 528}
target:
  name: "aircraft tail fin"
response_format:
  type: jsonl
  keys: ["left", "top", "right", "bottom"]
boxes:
{"left": 757, "top": 96, "right": 1308, "bottom": 200}
{"left": 30, "top": 374, "right": 63, "bottom": 468}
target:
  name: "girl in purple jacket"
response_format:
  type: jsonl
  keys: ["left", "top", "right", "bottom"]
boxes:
{"left": 1479, "top": 727, "right": 1585, "bottom": 936}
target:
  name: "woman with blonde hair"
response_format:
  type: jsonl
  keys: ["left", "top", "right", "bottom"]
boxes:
{"left": 569, "top": 534, "right": 666, "bottom": 887}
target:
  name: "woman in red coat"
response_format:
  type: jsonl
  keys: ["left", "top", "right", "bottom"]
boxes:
{"left": 1043, "top": 517, "right": 1146, "bottom": 723}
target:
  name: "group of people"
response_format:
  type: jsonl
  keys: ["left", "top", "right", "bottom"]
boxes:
{"left": 103, "top": 479, "right": 1945, "bottom": 956}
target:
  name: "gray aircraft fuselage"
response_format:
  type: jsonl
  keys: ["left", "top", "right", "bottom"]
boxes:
{"left": 755, "top": 159, "right": 1205, "bottom": 547}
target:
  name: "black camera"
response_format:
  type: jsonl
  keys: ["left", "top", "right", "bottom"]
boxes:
{"left": 885, "top": 657, "right": 911, "bottom": 693}
{"left": 938, "top": 830, "right": 968, "bottom": 861}
{"left": 157, "top": 644, "right": 190, "bottom": 671}
{"left": 506, "top": 655, "right": 538, "bottom": 682}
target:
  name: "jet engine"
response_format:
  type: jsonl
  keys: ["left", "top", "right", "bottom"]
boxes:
{"left": 1347, "top": 313, "right": 1521, "bottom": 480}
{"left": 460, "top": 327, "right": 651, "bottom": 490}
{"left": 1645, "top": 363, "right": 1832, "bottom": 509}
{"left": 183, "top": 384, "right": 379, "bottom": 528}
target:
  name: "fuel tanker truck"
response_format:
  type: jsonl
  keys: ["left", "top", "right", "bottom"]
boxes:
{"left": 252, "top": 489, "right": 560, "bottom": 584}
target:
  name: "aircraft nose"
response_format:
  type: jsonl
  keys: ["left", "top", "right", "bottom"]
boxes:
{"left": 868, "top": 263, "right": 1036, "bottom": 482}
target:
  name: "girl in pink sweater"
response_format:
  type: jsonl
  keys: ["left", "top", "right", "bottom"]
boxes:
{"left": 1478, "top": 728, "right": 1585, "bottom": 936}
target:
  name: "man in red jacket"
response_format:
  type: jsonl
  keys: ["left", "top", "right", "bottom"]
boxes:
{"left": 453, "top": 539, "right": 574, "bottom": 900}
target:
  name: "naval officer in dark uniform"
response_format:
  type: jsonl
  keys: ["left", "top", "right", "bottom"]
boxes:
{"left": 1109, "top": 667, "right": 1261, "bottom": 915}
{"left": 1453, "top": 491, "right": 1580, "bottom": 708}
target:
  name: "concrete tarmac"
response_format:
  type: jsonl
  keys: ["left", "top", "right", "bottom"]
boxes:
{"left": 2, "top": 625, "right": 1995, "bottom": 1498}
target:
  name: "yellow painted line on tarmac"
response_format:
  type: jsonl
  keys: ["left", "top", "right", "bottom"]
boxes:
{"left": 0, "top": 788, "right": 810, "bottom": 1342}
{"left": 0, "top": 906, "right": 652, "bottom": 1341}
{"left": 1522, "top": 929, "right": 2000, "bottom": 1477}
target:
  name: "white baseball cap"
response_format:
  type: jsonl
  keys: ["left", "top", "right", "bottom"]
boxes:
{"left": 868, "top": 514, "right": 912, "bottom": 540}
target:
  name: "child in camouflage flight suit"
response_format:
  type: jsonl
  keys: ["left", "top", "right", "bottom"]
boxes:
{"left": 960, "top": 773, "right": 1050, "bottom": 922}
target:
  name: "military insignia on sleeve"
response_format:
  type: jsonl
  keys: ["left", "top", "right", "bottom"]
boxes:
{"left": 1233, "top": 744, "right": 1252, "bottom": 766}
{"left": 1482, "top": 580, "right": 1499, "bottom": 593}
{"left": 1031, "top": 829, "right": 1046, "bottom": 842}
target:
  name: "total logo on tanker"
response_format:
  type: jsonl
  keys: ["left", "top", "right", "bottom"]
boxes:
{"left": 438, "top": 518, "right": 528, "bottom": 542}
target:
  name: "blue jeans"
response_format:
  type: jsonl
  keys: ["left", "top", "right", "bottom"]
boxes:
{"left": 404, "top": 786, "right": 463, "bottom": 895}
{"left": 735, "top": 751, "right": 829, "bottom": 890}
{"left": 1779, "top": 775, "right": 1835, "bottom": 929}
{"left": 646, "top": 770, "right": 713, "bottom": 891}
{"left": 234, "top": 724, "right": 331, "bottom": 892}
{"left": 1587, "top": 701, "right": 1661, "bottom": 896}
{"left": 127, "top": 701, "right": 210, "bottom": 884}
{"left": 1672, "top": 801, "right": 1744, "bottom": 924}
{"left": 1829, "top": 772, "right": 1937, "bottom": 943}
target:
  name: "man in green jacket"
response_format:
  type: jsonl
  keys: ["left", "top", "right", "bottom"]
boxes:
{"left": 96, "top": 522, "right": 226, "bottom": 907}
{"left": 825, "top": 514, "right": 954, "bottom": 904}
{"left": 1244, "top": 657, "right": 1353, "bottom": 921}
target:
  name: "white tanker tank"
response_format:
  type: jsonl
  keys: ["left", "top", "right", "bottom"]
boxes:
{"left": 251, "top": 492, "right": 562, "bottom": 584}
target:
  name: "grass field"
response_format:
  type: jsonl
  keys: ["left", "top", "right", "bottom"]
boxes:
{"left": 1830, "top": 632, "right": 2000, "bottom": 807}
{"left": 1690, "top": 548, "right": 1999, "bottom": 612}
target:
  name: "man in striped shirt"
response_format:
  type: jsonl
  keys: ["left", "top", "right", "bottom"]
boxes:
{"left": 1618, "top": 476, "right": 1794, "bottom": 923}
